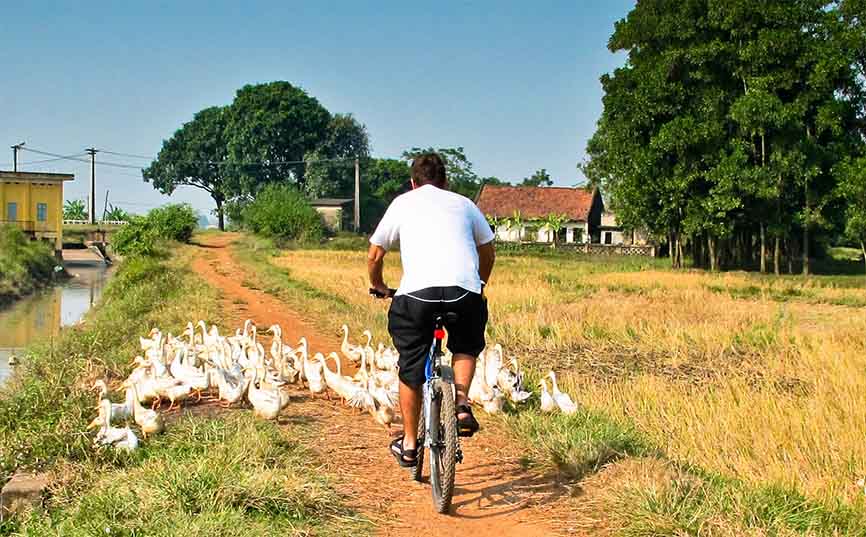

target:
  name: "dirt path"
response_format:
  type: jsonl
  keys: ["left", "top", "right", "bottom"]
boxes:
{"left": 191, "top": 233, "right": 569, "bottom": 536}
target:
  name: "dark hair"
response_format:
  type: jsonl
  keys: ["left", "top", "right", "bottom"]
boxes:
{"left": 411, "top": 153, "right": 447, "bottom": 187}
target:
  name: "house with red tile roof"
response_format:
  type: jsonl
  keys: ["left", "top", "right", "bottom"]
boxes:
{"left": 475, "top": 184, "right": 604, "bottom": 244}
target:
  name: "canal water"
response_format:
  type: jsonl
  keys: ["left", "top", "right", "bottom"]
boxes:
{"left": 0, "top": 264, "right": 111, "bottom": 386}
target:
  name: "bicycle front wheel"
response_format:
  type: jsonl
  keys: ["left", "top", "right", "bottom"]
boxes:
{"left": 429, "top": 378, "right": 457, "bottom": 514}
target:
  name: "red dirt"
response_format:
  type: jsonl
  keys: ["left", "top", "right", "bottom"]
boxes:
{"left": 190, "top": 233, "right": 570, "bottom": 536}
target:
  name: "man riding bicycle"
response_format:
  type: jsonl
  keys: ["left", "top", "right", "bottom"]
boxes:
{"left": 367, "top": 152, "right": 496, "bottom": 468}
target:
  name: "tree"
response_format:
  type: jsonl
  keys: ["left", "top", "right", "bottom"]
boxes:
{"left": 520, "top": 169, "right": 553, "bottom": 187}
{"left": 304, "top": 113, "right": 371, "bottom": 199}
{"left": 839, "top": 156, "right": 866, "bottom": 276}
{"left": 359, "top": 158, "right": 411, "bottom": 231}
{"left": 402, "top": 147, "right": 484, "bottom": 199}
{"left": 226, "top": 81, "right": 332, "bottom": 192}
{"left": 583, "top": 0, "right": 864, "bottom": 273}
{"left": 63, "top": 199, "right": 87, "bottom": 221}
{"left": 143, "top": 106, "right": 235, "bottom": 230}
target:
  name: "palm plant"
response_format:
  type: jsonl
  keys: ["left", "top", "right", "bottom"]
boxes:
{"left": 63, "top": 199, "right": 87, "bottom": 221}
{"left": 103, "top": 204, "right": 130, "bottom": 222}
{"left": 539, "top": 213, "right": 569, "bottom": 248}
{"left": 504, "top": 210, "right": 524, "bottom": 241}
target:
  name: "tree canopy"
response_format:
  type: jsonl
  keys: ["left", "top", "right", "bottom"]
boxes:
{"left": 226, "top": 82, "right": 332, "bottom": 189}
{"left": 583, "top": 0, "right": 865, "bottom": 273}
{"left": 401, "top": 146, "right": 488, "bottom": 199}
{"left": 143, "top": 82, "right": 365, "bottom": 230}
{"left": 143, "top": 106, "right": 234, "bottom": 229}
{"left": 519, "top": 169, "right": 553, "bottom": 187}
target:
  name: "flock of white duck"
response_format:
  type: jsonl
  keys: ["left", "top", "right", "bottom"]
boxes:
{"left": 87, "top": 321, "right": 579, "bottom": 452}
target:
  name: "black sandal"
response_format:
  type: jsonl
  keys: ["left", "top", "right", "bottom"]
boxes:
{"left": 390, "top": 436, "right": 418, "bottom": 468}
{"left": 456, "top": 403, "right": 479, "bottom": 437}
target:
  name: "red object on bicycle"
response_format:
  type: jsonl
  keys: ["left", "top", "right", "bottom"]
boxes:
{"left": 434, "top": 329, "right": 446, "bottom": 340}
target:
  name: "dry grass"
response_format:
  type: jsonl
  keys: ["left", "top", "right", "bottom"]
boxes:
{"left": 260, "top": 246, "right": 866, "bottom": 512}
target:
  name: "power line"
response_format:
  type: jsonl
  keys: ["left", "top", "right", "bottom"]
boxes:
{"left": 98, "top": 149, "right": 153, "bottom": 160}
{"left": 20, "top": 145, "right": 359, "bottom": 168}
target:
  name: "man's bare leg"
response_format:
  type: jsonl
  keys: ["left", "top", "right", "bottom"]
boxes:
{"left": 399, "top": 381, "right": 422, "bottom": 452}
{"left": 452, "top": 353, "right": 476, "bottom": 417}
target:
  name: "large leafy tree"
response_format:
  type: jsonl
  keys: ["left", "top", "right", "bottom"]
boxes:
{"left": 584, "top": 0, "right": 864, "bottom": 273}
{"left": 143, "top": 106, "right": 234, "bottom": 230}
{"left": 226, "top": 81, "right": 332, "bottom": 191}
{"left": 304, "top": 113, "right": 371, "bottom": 199}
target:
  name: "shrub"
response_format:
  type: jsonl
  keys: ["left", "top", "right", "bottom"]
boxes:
{"left": 0, "top": 225, "right": 59, "bottom": 299}
{"left": 148, "top": 203, "right": 198, "bottom": 242}
{"left": 112, "top": 216, "right": 158, "bottom": 257}
{"left": 242, "top": 184, "right": 323, "bottom": 243}
{"left": 112, "top": 204, "right": 199, "bottom": 257}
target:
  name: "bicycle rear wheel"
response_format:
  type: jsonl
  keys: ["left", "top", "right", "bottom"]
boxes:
{"left": 429, "top": 378, "right": 457, "bottom": 514}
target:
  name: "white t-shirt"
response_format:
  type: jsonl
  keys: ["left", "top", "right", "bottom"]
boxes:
{"left": 370, "top": 184, "right": 495, "bottom": 296}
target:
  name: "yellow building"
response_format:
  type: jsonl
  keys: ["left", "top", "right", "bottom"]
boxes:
{"left": 0, "top": 170, "right": 73, "bottom": 255}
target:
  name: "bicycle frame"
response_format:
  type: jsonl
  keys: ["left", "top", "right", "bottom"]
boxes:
{"left": 420, "top": 316, "right": 461, "bottom": 458}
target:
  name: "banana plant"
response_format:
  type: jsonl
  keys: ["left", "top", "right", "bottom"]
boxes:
{"left": 504, "top": 210, "right": 524, "bottom": 241}
{"left": 539, "top": 213, "right": 569, "bottom": 248}
{"left": 63, "top": 199, "right": 87, "bottom": 220}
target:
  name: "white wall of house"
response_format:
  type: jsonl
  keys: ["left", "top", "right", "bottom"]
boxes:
{"left": 494, "top": 221, "right": 587, "bottom": 244}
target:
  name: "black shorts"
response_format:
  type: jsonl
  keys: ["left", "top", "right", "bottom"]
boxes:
{"left": 388, "top": 286, "right": 488, "bottom": 387}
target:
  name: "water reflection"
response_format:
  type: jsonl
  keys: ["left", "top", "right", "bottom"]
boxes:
{"left": 0, "top": 264, "right": 110, "bottom": 385}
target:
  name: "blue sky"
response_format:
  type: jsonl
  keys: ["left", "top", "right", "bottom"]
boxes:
{"left": 0, "top": 1, "right": 633, "bottom": 220}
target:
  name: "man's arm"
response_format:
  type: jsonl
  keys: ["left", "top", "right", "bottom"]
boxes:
{"left": 478, "top": 241, "right": 495, "bottom": 287}
{"left": 367, "top": 244, "right": 390, "bottom": 294}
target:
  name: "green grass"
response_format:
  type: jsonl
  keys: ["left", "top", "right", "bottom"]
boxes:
{"left": 0, "top": 225, "right": 63, "bottom": 306}
{"left": 9, "top": 415, "right": 363, "bottom": 536}
{"left": 0, "top": 239, "right": 366, "bottom": 536}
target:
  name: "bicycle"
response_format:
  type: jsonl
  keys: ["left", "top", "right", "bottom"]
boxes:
{"left": 370, "top": 288, "right": 463, "bottom": 514}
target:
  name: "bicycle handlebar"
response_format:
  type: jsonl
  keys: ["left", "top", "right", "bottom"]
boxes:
{"left": 369, "top": 287, "right": 397, "bottom": 299}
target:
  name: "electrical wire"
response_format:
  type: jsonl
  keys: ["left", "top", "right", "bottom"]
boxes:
{"left": 20, "top": 145, "right": 359, "bottom": 169}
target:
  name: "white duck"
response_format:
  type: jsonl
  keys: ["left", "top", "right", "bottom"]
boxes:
{"left": 130, "top": 385, "right": 165, "bottom": 438}
{"left": 497, "top": 357, "right": 531, "bottom": 403}
{"left": 305, "top": 353, "right": 327, "bottom": 395}
{"left": 539, "top": 378, "right": 557, "bottom": 413}
{"left": 548, "top": 371, "right": 578, "bottom": 415}
{"left": 340, "top": 325, "right": 365, "bottom": 363}
{"left": 481, "top": 386, "right": 505, "bottom": 414}
{"left": 247, "top": 366, "right": 285, "bottom": 420}
{"left": 319, "top": 352, "right": 371, "bottom": 408}
{"left": 374, "top": 343, "right": 398, "bottom": 371}
{"left": 92, "top": 399, "right": 139, "bottom": 452}
{"left": 215, "top": 365, "right": 249, "bottom": 407}
{"left": 91, "top": 380, "right": 134, "bottom": 422}
{"left": 484, "top": 344, "right": 503, "bottom": 389}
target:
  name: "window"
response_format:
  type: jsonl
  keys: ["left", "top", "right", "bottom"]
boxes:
{"left": 7, "top": 202, "right": 17, "bottom": 222}
{"left": 37, "top": 203, "right": 48, "bottom": 222}
{"left": 604, "top": 231, "right": 613, "bottom": 245}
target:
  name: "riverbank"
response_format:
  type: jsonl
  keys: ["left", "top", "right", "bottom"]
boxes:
{"left": 0, "top": 242, "right": 365, "bottom": 536}
{"left": 0, "top": 226, "right": 65, "bottom": 308}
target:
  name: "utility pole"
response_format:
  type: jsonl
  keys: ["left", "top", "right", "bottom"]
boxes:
{"left": 10, "top": 142, "right": 25, "bottom": 172}
{"left": 85, "top": 148, "right": 98, "bottom": 224}
{"left": 354, "top": 158, "right": 360, "bottom": 232}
